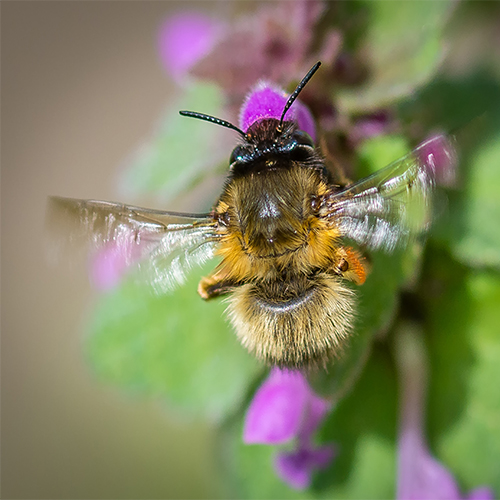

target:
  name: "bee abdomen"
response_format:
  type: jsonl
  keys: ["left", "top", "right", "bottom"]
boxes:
{"left": 227, "top": 274, "right": 355, "bottom": 368}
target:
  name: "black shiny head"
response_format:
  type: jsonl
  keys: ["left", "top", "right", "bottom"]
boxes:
{"left": 179, "top": 62, "right": 321, "bottom": 174}
{"left": 228, "top": 119, "right": 315, "bottom": 175}
{"left": 229, "top": 128, "right": 314, "bottom": 164}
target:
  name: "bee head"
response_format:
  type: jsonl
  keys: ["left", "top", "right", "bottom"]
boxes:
{"left": 179, "top": 62, "right": 321, "bottom": 173}
{"left": 228, "top": 120, "right": 315, "bottom": 172}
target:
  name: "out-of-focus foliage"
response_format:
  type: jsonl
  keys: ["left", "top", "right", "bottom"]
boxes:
{"left": 337, "top": 0, "right": 454, "bottom": 112}
{"left": 87, "top": 263, "right": 260, "bottom": 421}
{"left": 118, "top": 82, "right": 227, "bottom": 204}
{"left": 84, "top": 0, "right": 500, "bottom": 497}
{"left": 452, "top": 132, "right": 500, "bottom": 268}
{"left": 423, "top": 254, "right": 500, "bottom": 491}
{"left": 356, "top": 134, "right": 409, "bottom": 177}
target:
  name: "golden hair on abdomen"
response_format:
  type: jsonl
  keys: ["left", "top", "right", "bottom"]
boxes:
{"left": 226, "top": 273, "right": 356, "bottom": 368}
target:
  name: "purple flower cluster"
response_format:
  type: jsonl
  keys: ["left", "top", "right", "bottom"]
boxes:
{"left": 180, "top": 1, "right": 330, "bottom": 102}
{"left": 157, "top": 1, "right": 341, "bottom": 125}
{"left": 243, "top": 368, "right": 335, "bottom": 489}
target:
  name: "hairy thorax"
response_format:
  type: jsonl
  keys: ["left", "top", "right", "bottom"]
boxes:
{"left": 215, "top": 166, "right": 341, "bottom": 282}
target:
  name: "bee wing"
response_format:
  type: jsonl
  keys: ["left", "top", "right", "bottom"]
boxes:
{"left": 321, "top": 136, "right": 454, "bottom": 252}
{"left": 134, "top": 222, "right": 219, "bottom": 295}
{"left": 46, "top": 197, "right": 219, "bottom": 293}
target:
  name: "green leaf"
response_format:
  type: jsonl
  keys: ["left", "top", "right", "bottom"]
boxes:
{"left": 337, "top": 0, "right": 454, "bottom": 112}
{"left": 398, "top": 73, "right": 500, "bottom": 133}
{"left": 422, "top": 252, "right": 500, "bottom": 492}
{"left": 357, "top": 134, "right": 409, "bottom": 177}
{"left": 317, "top": 347, "right": 397, "bottom": 499}
{"left": 118, "top": 82, "right": 227, "bottom": 203}
{"left": 452, "top": 131, "right": 500, "bottom": 268}
{"left": 86, "top": 263, "right": 261, "bottom": 421}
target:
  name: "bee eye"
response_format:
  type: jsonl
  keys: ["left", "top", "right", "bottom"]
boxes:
{"left": 339, "top": 259, "right": 349, "bottom": 272}
{"left": 229, "top": 145, "right": 252, "bottom": 167}
{"left": 289, "top": 146, "right": 312, "bottom": 162}
{"left": 292, "top": 130, "right": 314, "bottom": 147}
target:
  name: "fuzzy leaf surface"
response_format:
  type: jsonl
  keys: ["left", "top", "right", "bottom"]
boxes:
{"left": 337, "top": 0, "right": 453, "bottom": 112}
{"left": 86, "top": 263, "right": 261, "bottom": 421}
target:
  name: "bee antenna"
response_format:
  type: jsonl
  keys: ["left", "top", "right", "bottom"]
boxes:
{"left": 179, "top": 110, "right": 247, "bottom": 138}
{"left": 278, "top": 61, "right": 321, "bottom": 132}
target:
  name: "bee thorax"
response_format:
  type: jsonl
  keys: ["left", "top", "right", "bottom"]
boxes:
{"left": 220, "top": 167, "right": 328, "bottom": 260}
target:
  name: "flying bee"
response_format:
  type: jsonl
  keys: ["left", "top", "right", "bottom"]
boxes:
{"left": 47, "top": 62, "right": 452, "bottom": 368}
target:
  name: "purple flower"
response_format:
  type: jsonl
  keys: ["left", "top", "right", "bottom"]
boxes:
{"left": 350, "top": 110, "right": 394, "bottom": 144}
{"left": 243, "top": 368, "right": 335, "bottom": 489}
{"left": 191, "top": 0, "right": 328, "bottom": 101}
{"left": 275, "top": 445, "right": 335, "bottom": 490}
{"left": 396, "top": 326, "right": 495, "bottom": 500}
{"left": 158, "top": 12, "right": 223, "bottom": 83}
{"left": 417, "top": 134, "right": 457, "bottom": 187}
{"left": 239, "top": 83, "right": 316, "bottom": 140}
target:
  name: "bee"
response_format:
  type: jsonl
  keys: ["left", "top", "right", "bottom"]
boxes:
{"left": 48, "top": 62, "right": 447, "bottom": 368}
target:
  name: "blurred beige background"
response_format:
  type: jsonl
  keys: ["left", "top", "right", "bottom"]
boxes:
{"left": 2, "top": 2, "right": 231, "bottom": 498}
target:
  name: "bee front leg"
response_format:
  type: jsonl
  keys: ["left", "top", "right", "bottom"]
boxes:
{"left": 330, "top": 246, "right": 369, "bottom": 285}
{"left": 198, "top": 269, "right": 238, "bottom": 300}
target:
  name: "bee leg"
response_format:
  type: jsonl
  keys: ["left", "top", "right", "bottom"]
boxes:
{"left": 331, "top": 246, "right": 369, "bottom": 285}
{"left": 198, "top": 270, "right": 238, "bottom": 300}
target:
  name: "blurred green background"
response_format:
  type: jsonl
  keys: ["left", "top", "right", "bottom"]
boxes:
{"left": 2, "top": 1, "right": 500, "bottom": 499}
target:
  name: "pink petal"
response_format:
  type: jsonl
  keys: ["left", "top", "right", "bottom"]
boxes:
{"left": 274, "top": 444, "right": 336, "bottom": 490}
{"left": 417, "top": 134, "right": 457, "bottom": 187}
{"left": 466, "top": 487, "right": 496, "bottom": 500}
{"left": 158, "top": 12, "right": 223, "bottom": 83}
{"left": 275, "top": 448, "right": 312, "bottom": 490}
{"left": 239, "top": 84, "right": 289, "bottom": 132}
{"left": 239, "top": 83, "right": 316, "bottom": 140}
{"left": 397, "top": 427, "right": 462, "bottom": 500}
{"left": 243, "top": 368, "right": 309, "bottom": 444}
{"left": 298, "top": 393, "right": 331, "bottom": 443}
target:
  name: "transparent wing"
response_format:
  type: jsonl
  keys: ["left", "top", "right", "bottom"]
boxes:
{"left": 46, "top": 197, "right": 219, "bottom": 293}
{"left": 320, "top": 136, "right": 455, "bottom": 252}
{"left": 135, "top": 224, "right": 219, "bottom": 295}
